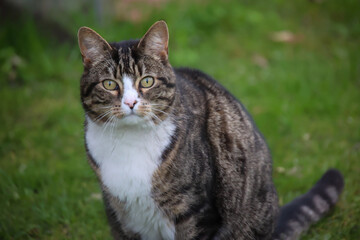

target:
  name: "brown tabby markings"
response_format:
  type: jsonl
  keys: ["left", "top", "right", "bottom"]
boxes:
{"left": 79, "top": 21, "right": 278, "bottom": 239}
{"left": 78, "top": 21, "right": 344, "bottom": 240}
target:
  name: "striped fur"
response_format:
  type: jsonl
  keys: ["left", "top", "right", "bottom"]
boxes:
{"left": 272, "top": 169, "right": 344, "bottom": 240}
{"left": 78, "top": 21, "right": 344, "bottom": 240}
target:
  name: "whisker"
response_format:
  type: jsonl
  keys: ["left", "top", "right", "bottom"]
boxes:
{"left": 148, "top": 111, "right": 164, "bottom": 125}
{"left": 102, "top": 114, "right": 115, "bottom": 137}
{"left": 109, "top": 115, "right": 118, "bottom": 141}
{"left": 153, "top": 105, "right": 189, "bottom": 121}
{"left": 95, "top": 106, "right": 113, "bottom": 110}
{"left": 94, "top": 109, "right": 113, "bottom": 122}
{"left": 149, "top": 103, "right": 176, "bottom": 111}
{"left": 148, "top": 112, "right": 174, "bottom": 143}
{"left": 151, "top": 107, "right": 170, "bottom": 116}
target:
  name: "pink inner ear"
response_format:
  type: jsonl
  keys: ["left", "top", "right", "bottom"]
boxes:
{"left": 83, "top": 56, "right": 92, "bottom": 65}
{"left": 159, "top": 50, "right": 168, "bottom": 60}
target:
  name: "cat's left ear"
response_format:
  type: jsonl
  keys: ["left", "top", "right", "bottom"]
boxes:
{"left": 138, "top": 21, "right": 169, "bottom": 62}
{"left": 78, "top": 27, "right": 113, "bottom": 66}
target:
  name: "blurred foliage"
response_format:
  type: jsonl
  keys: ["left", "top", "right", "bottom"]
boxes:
{"left": 0, "top": 0, "right": 359, "bottom": 239}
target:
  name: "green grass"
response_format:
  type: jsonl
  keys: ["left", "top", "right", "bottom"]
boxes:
{"left": 1, "top": 0, "right": 359, "bottom": 239}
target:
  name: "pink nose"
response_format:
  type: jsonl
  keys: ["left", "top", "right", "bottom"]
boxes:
{"left": 124, "top": 99, "right": 138, "bottom": 109}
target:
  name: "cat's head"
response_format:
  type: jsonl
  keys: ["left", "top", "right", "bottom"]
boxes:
{"left": 78, "top": 21, "right": 176, "bottom": 128}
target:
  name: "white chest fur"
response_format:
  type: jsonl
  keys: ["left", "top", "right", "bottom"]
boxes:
{"left": 86, "top": 117, "right": 176, "bottom": 240}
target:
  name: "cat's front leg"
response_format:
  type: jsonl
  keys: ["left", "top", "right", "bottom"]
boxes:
{"left": 102, "top": 190, "right": 141, "bottom": 240}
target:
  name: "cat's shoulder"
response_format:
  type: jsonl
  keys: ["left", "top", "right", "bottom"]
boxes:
{"left": 175, "top": 67, "right": 237, "bottom": 100}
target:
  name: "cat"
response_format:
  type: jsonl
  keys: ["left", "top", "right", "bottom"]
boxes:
{"left": 78, "top": 21, "right": 344, "bottom": 240}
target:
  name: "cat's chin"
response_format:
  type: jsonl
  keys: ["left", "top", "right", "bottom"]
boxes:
{"left": 118, "top": 114, "right": 150, "bottom": 127}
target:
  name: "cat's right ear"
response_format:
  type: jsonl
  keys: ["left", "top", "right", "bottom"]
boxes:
{"left": 78, "top": 27, "right": 112, "bottom": 66}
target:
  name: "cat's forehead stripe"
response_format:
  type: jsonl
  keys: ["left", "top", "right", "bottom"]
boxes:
{"left": 118, "top": 47, "right": 137, "bottom": 75}
{"left": 104, "top": 64, "right": 115, "bottom": 78}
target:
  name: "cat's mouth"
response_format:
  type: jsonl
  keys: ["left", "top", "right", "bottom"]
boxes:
{"left": 116, "top": 114, "right": 153, "bottom": 127}
{"left": 108, "top": 107, "right": 155, "bottom": 127}
{"left": 123, "top": 111, "right": 139, "bottom": 118}
{"left": 117, "top": 107, "right": 146, "bottom": 119}
{"left": 110, "top": 105, "right": 142, "bottom": 120}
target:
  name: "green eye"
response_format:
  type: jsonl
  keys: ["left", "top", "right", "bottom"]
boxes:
{"left": 140, "top": 77, "right": 154, "bottom": 88}
{"left": 102, "top": 80, "right": 118, "bottom": 90}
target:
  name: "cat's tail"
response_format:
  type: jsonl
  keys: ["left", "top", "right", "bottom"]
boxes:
{"left": 272, "top": 169, "right": 344, "bottom": 240}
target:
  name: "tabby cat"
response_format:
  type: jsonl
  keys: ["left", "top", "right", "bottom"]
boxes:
{"left": 78, "top": 21, "right": 344, "bottom": 240}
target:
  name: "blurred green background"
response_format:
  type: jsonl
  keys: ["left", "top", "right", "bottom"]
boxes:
{"left": 0, "top": 0, "right": 359, "bottom": 239}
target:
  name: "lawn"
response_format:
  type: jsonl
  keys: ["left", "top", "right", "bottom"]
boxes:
{"left": 0, "top": 0, "right": 359, "bottom": 239}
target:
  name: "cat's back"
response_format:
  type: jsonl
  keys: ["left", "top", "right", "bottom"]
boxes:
{"left": 174, "top": 67, "right": 231, "bottom": 98}
{"left": 174, "top": 67, "right": 256, "bottom": 132}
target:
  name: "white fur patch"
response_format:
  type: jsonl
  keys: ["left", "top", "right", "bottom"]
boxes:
{"left": 86, "top": 116, "right": 176, "bottom": 240}
{"left": 122, "top": 75, "right": 139, "bottom": 111}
